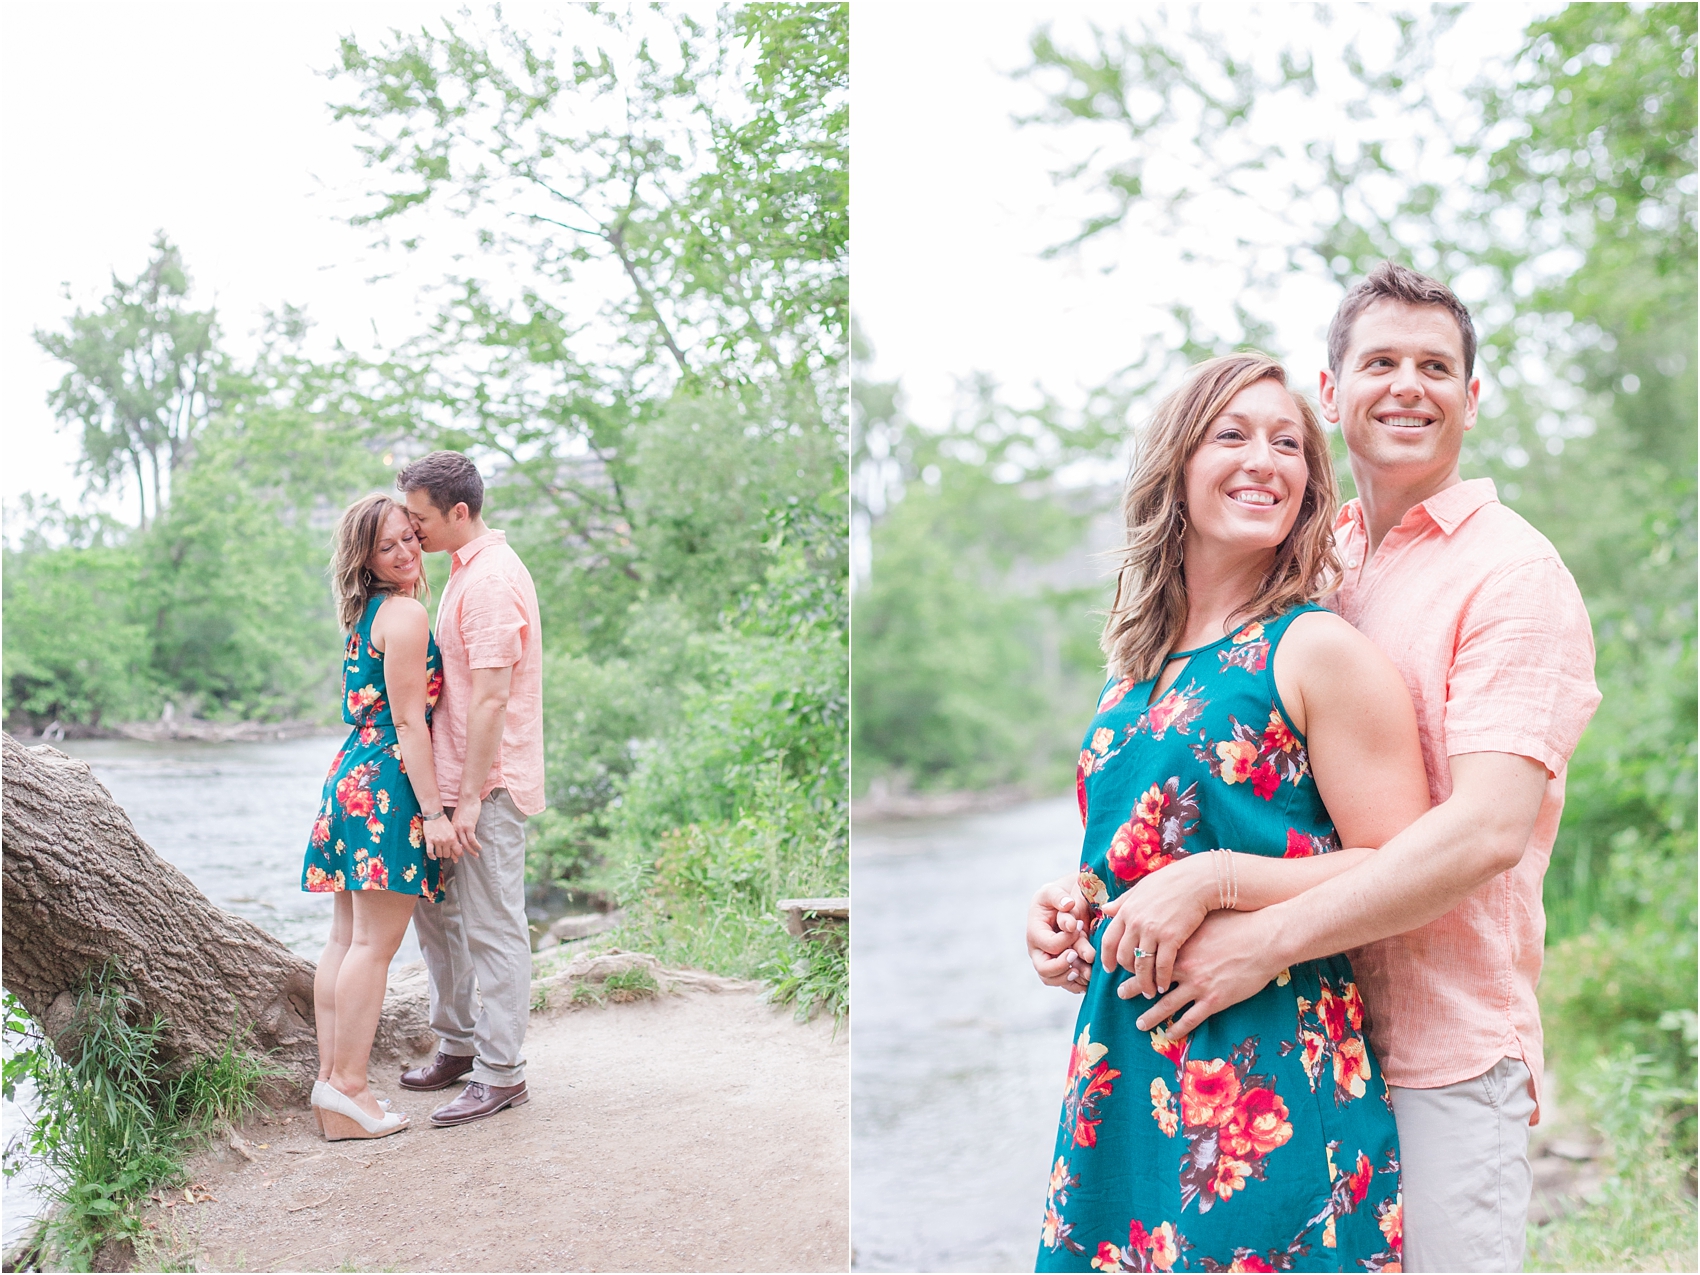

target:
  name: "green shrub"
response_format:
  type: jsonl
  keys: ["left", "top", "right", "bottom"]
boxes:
{"left": 852, "top": 459, "right": 1106, "bottom": 793}
{"left": 1541, "top": 909, "right": 1698, "bottom": 1085}
{"left": 1527, "top": 1045, "right": 1699, "bottom": 1272}
{"left": 765, "top": 921, "right": 848, "bottom": 1024}
{"left": 2, "top": 542, "right": 159, "bottom": 727}
{"left": 2, "top": 970, "right": 278, "bottom": 1272}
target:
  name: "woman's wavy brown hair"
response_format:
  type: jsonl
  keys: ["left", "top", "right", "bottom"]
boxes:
{"left": 330, "top": 493, "right": 428, "bottom": 633}
{"left": 1101, "top": 352, "right": 1342, "bottom": 682}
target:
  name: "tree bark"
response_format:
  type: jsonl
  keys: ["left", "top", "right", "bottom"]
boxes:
{"left": 1, "top": 734, "right": 434, "bottom": 1096}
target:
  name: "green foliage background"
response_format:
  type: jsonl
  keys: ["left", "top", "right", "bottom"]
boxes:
{"left": 853, "top": 3, "right": 1694, "bottom": 1264}
{"left": 4, "top": 4, "right": 847, "bottom": 1017}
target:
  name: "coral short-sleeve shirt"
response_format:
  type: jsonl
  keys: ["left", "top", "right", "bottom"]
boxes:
{"left": 430, "top": 530, "right": 545, "bottom": 817}
{"left": 1331, "top": 478, "right": 1600, "bottom": 1118}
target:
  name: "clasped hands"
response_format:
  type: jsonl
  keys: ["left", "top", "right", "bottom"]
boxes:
{"left": 421, "top": 797, "right": 485, "bottom": 863}
{"left": 1027, "top": 852, "right": 1280, "bottom": 1042}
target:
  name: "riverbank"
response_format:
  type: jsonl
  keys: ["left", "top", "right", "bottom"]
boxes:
{"left": 114, "top": 956, "right": 846, "bottom": 1273}
{"left": 849, "top": 778, "right": 1035, "bottom": 822}
{"left": 8, "top": 718, "right": 339, "bottom": 745}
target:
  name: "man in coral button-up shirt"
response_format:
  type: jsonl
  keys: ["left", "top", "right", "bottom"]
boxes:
{"left": 395, "top": 451, "right": 545, "bottom": 1129}
{"left": 1130, "top": 264, "right": 1600, "bottom": 1271}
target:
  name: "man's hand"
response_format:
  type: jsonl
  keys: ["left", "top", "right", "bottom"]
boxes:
{"left": 1028, "top": 875, "right": 1096, "bottom": 993}
{"left": 1127, "top": 909, "right": 1286, "bottom": 1038}
{"left": 452, "top": 796, "right": 483, "bottom": 858}
{"left": 423, "top": 814, "right": 460, "bottom": 863}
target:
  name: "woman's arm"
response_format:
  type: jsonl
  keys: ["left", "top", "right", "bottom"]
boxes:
{"left": 1101, "top": 611, "right": 1430, "bottom": 998}
{"left": 372, "top": 598, "right": 458, "bottom": 863}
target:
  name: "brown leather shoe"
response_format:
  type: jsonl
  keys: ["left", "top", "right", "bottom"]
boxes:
{"left": 399, "top": 1051, "right": 476, "bottom": 1091}
{"left": 429, "top": 1080, "right": 528, "bottom": 1126}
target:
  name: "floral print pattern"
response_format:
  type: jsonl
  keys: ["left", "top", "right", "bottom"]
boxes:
{"left": 1040, "top": 607, "right": 1402, "bottom": 1273}
{"left": 1106, "top": 778, "right": 1200, "bottom": 884}
{"left": 1043, "top": 1159, "right": 1088, "bottom": 1256}
{"left": 1216, "top": 620, "right": 1269, "bottom": 673}
{"left": 1283, "top": 828, "right": 1340, "bottom": 858}
{"left": 301, "top": 595, "right": 445, "bottom": 902}
{"left": 1132, "top": 680, "right": 1209, "bottom": 741}
{"left": 1281, "top": 976, "right": 1375, "bottom": 1106}
{"left": 1062, "top": 1026, "right": 1121, "bottom": 1149}
{"left": 1098, "top": 676, "right": 1140, "bottom": 715}
{"left": 1166, "top": 1038, "right": 1295, "bottom": 1214}
{"left": 1190, "top": 710, "right": 1310, "bottom": 801}
{"left": 1090, "top": 1219, "right": 1192, "bottom": 1272}
{"left": 1079, "top": 726, "right": 1134, "bottom": 824}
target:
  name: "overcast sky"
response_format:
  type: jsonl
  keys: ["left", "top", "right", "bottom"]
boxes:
{"left": 0, "top": 1, "right": 618, "bottom": 524}
{"left": 851, "top": 1, "right": 1554, "bottom": 437}
{"left": 4, "top": 2, "right": 1556, "bottom": 527}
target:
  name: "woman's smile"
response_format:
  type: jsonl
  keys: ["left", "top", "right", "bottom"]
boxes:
{"left": 370, "top": 507, "right": 423, "bottom": 588}
{"left": 1183, "top": 377, "right": 1309, "bottom": 556}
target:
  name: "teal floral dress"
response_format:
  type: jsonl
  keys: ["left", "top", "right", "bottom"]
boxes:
{"left": 301, "top": 595, "right": 445, "bottom": 901}
{"left": 1038, "top": 606, "right": 1403, "bottom": 1273}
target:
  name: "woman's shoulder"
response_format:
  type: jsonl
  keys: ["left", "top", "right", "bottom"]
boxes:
{"left": 375, "top": 594, "right": 428, "bottom": 620}
{"left": 1278, "top": 605, "right": 1362, "bottom": 651}
{"left": 1276, "top": 607, "right": 1407, "bottom": 703}
{"left": 371, "top": 594, "right": 429, "bottom": 640}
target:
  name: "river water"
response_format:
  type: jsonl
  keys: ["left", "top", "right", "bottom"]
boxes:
{"left": 2, "top": 734, "right": 414, "bottom": 1249}
{"left": 851, "top": 796, "right": 1087, "bottom": 1272}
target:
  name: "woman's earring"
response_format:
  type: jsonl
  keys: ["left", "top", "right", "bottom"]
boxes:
{"left": 1175, "top": 503, "right": 1188, "bottom": 539}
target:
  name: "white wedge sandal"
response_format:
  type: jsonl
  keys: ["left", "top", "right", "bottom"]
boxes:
{"left": 314, "top": 1081, "right": 409, "bottom": 1141}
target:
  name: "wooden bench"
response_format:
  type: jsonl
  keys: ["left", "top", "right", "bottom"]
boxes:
{"left": 777, "top": 896, "right": 849, "bottom": 941}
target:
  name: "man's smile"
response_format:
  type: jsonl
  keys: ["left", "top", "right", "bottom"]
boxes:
{"left": 1374, "top": 412, "right": 1436, "bottom": 430}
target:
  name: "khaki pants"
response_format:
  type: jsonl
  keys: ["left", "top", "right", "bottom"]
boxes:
{"left": 1390, "top": 1056, "right": 1536, "bottom": 1272}
{"left": 412, "top": 788, "right": 530, "bottom": 1087}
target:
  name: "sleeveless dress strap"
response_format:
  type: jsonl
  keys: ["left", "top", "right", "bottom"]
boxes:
{"left": 359, "top": 593, "right": 386, "bottom": 639}
{"left": 1257, "top": 602, "right": 1327, "bottom": 741}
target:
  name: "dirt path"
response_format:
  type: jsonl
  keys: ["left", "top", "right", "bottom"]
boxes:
{"left": 145, "top": 971, "right": 848, "bottom": 1272}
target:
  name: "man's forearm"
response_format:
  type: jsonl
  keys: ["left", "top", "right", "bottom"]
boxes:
{"left": 1265, "top": 753, "right": 1546, "bottom": 969}
{"left": 458, "top": 698, "right": 508, "bottom": 805}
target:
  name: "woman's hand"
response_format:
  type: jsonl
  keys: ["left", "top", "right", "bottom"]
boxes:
{"left": 1099, "top": 852, "right": 1217, "bottom": 1000}
{"left": 1131, "top": 909, "right": 1287, "bottom": 1036}
{"left": 1028, "top": 875, "right": 1096, "bottom": 993}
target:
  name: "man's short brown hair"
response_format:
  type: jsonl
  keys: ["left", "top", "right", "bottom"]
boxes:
{"left": 396, "top": 450, "right": 484, "bottom": 517}
{"left": 1327, "top": 261, "right": 1478, "bottom": 380}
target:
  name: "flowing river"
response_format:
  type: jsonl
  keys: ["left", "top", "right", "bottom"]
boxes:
{"left": 851, "top": 795, "right": 1086, "bottom": 1272}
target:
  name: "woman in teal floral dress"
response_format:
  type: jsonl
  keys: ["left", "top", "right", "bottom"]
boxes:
{"left": 301, "top": 494, "right": 458, "bottom": 1140}
{"left": 1031, "top": 355, "right": 1431, "bottom": 1271}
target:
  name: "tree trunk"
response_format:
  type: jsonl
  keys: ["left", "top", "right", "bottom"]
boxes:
{"left": 1, "top": 734, "right": 434, "bottom": 1096}
{"left": 130, "top": 445, "right": 149, "bottom": 530}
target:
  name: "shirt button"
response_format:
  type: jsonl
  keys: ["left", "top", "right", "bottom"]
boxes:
{"left": 1347, "top": 559, "right": 1360, "bottom": 569}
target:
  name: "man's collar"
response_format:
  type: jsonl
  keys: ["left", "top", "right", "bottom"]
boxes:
{"left": 451, "top": 529, "right": 506, "bottom": 567}
{"left": 1419, "top": 477, "right": 1498, "bottom": 535}
{"left": 1333, "top": 478, "right": 1498, "bottom": 538}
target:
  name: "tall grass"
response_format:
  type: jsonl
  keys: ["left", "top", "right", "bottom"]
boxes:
{"left": 1527, "top": 1047, "right": 1699, "bottom": 1272}
{"left": 2, "top": 966, "right": 281, "bottom": 1271}
{"left": 600, "top": 755, "right": 849, "bottom": 1021}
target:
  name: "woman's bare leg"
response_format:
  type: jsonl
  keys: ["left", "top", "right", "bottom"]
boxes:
{"left": 328, "top": 888, "right": 418, "bottom": 1119}
{"left": 314, "top": 891, "right": 355, "bottom": 1083}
